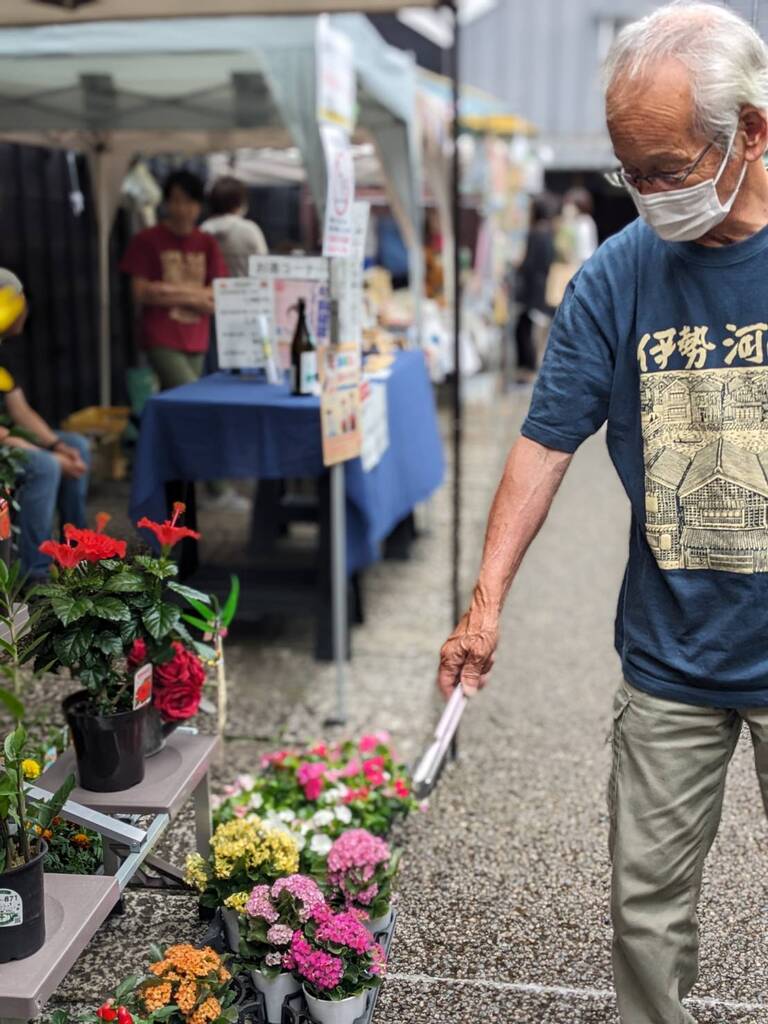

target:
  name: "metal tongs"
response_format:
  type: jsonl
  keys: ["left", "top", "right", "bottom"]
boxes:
{"left": 411, "top": 685, "right": 468, "bottom": 798}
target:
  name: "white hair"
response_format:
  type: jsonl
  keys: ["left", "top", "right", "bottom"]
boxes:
{"left": 603, "top": 1, "right": 768, "bottom": 144}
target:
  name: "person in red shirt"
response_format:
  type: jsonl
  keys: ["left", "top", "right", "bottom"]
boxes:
{"left": 120, "top": 170, "right": 228, "bottom": 390}
{"left": 122, "top": 171, "right": 250, "bottom": 510}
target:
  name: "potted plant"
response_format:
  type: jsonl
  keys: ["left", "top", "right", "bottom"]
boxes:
{"left": 127, "top": 638, "right": 207, "bottom": 758}
{"left": 41, "top": 817, "right": 103, "bottom": 875}
{"left": 184, "top": 816, "right": 300, "bottom": 911}
{"left": 27, "top": 509, "right": 208, "bottom": 791}
{"left": 0, "top": 723, "right": 74, "bottom": 962}
{"left": 326, "top": 829, "right": 400, "bottom": 934}
{"left": 52, "top": 943, "right": 237, "bottom": 1024}
{"left": 226, "top": 874, "right": 327, "bottom": 1023}
{"left": 287, "top": 906, "right": 386, "bottom": 1024}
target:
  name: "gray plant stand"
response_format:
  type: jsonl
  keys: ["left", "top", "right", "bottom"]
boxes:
{"left": 0, "top": 731, "right": 220, "bottom": 1023}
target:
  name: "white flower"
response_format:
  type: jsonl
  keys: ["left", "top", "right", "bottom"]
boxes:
{"left": 334, "top": 805, "right": 352, "bottom": 824}
{"left": 293, "top": 834, "right": 306, "bottom": 852}
{"left": 325, "top": 784, "right": 348, "bottom": 802}
{"left": 236, "top": 773, "right": 255, "bottom": 791}
{"left": 309, "top": 833, "right": 333, "bottom": 856}
{"left": 312, "top": 809, "right": 335, "bottom": 829}
{"left": 278, "top": 809, "right": 295, "bottom": 823}
{"left": 249, "top": 792, "right": 264, "bottom": 810}
{"left": 300, "top": 820, "right": 313, "bottom": 835}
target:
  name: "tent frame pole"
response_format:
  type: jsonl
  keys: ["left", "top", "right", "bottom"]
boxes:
{"left": 443, "top": 0, "right": 462, "bottom": 764}
{"left": 94, "top": 142, "right": 111, "bottom": 408}
{"left": 446, "top": 0, "right": 461, "bottom": 629}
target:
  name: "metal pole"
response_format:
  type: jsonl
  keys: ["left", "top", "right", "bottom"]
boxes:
{"left": 94, "top": 143, "right": 111, "bottom": 407}
{"left": 450, "top": 2, "right": 462, "bottom": 628}
{"left": 448, "top": 0, "right": 462, "bottom": 762}
{"left": 328, "top": 461, "right": 348, "bottom": 726}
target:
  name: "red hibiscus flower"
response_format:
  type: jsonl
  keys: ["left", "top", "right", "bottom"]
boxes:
{"left": 96, "top": 1003, "right": 117, "bottom": 1022}
{"left": 127, "top": 638, "right": 148, "bottom": 668}
{"left": 152, "top": 641, "right": 206, "bottom": 722}
{"left": 137, "top": 503, "right": 201, "bottom": 553}
{"left": 39, "top": 539, "right": 82, "bottom": 570}
{"left": 63, "top": 524, "right": 126, "bottom": 562}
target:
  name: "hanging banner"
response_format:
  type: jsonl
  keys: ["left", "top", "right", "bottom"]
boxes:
{"left": 213, "top": 277, "right": 278, "bottom": 377}
{"left": 331, "top": 201, "right": 370, "bottom": 347}
{"left": 321, "top": 125, "right": 356, "bottom": 259}
{"left": 316, "top": 14, "right": 356, "bottom": 134}
{"left": 249, "top": 256, "right": 331, "bottom": 369}
{"left": 360, "top": 378, "right": 389, "bottom": 473}
{"left": 320, "top": 344, "right": 362, "bottom": 466}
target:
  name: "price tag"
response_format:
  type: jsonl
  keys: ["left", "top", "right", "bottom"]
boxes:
{"left": 133, "top": 664, "right": 153, "bottom": 710}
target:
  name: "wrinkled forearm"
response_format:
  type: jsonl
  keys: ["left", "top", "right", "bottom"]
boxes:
{"left": 467, "top": 435, "right": 572, "bottom": 628}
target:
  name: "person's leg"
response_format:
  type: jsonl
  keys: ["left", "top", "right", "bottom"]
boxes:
{"left": 515, "top": 310, "right": 537, "bottom": 373}
{"left": 15, "top": 447, "right": 62, "bottom": 578}
{"left": 609, "top": 680, "right": 740, "bottom": 1024}
{"left": 55, "top": 431, "right": 91, "bottom": 529}
{"left": 146, "top": 347, "right": 202, "bottom": 391}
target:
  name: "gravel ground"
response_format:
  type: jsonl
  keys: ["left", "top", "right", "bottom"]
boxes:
{"left": 14, "top": 379, "right": 768, "bottom": 1023}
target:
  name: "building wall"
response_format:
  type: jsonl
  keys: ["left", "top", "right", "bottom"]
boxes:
{"left": 460, "top": 0, "right": 765, "bottom": 170}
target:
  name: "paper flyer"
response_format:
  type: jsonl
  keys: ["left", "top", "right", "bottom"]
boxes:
{"left": 321, "top": 124, "right": 356, "bottom": 259}
{"left": 331, "top": 201, "right": 370, "bottom": 348}
{"left": 320, "top": 344, "right": 362, "bottom": 466}
{"left": 213, "top": 277, "right": 277, "bottom": 376}
{"left": 360, "top": 378, "right": 389, "bottom": 473}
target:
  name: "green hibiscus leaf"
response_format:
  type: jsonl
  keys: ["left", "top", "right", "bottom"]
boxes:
{"left": 103, "top": 571, "right": 145, "bottom": 593}
{"left": 143, "top": 603, "right": 181, "bottom": 640}
{"left": 91, "top": 596, "right": 131, "bottom": 622}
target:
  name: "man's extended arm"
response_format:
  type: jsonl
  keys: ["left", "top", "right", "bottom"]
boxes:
{"left": 437, "top": 435, "right": 572, "bottom": 697}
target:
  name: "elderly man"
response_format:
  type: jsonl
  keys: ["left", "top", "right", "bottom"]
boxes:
{"left": 438, "top": 4, "right": 768, "bottom": 1022}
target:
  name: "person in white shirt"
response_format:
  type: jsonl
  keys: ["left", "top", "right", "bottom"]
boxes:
{"left": 560, "top": 187, "right": 599, "bottom": 265}
{"left": 200, "top": 176, "right": 268, "bottom": 276}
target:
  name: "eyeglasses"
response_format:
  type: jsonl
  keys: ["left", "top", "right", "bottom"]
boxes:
{"left": 604, "top": 141, "right": 715, "bottom": 191}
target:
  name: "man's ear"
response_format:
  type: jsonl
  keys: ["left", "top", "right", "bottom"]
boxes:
{"left": 739, "top": 106, "right": 768, "bottom": 162}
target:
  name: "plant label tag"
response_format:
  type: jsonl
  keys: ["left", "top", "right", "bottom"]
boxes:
{"left": 0, "top": 499, "right": 10, "bottom": 541}
{"left": 43, "top": 745, "right": 58, "bottom": 769}
{"left": 0, "top": 889, "right": 22, "bottom": 927}
{"left": 133, "top": 664, "right": 153, "bottom": 710}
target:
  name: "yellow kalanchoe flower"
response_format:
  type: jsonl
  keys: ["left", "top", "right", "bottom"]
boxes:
{"left": 20, "top": 758, "right": 41, "bottom": 780}
{"left": 224, "top": 891, "right": 250, "bottom": 913}
{"left": 184, "top": 852, "right": 209, "bottom": 892}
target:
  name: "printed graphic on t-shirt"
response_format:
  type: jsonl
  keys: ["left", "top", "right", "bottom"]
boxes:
{"left": 639, "top": 322, "right": 768, "bottom": 573}
{"left": 160, "top": 250, "right": 206, "bottom": 324}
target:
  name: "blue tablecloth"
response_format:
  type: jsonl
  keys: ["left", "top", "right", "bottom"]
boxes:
{"left": 129, "top": 350, "right": 445, "bottom": 573}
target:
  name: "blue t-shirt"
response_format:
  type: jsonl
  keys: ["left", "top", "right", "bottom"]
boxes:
{"left": 522, "top": 217, "right": 768, "bottom": 708}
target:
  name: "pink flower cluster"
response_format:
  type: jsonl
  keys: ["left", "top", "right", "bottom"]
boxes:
{"left": 288, "top": 932, "right": 344, "bottom": 991}
{"left": 327, "top": 830, "right": 391, "bottom": 906}
{"left": 314, "top": 912, "right": 374, "bottom": 955}
{"left": 266, "top": 924, "right": 293, "bottom": 947}
{"left": 296, "top": 761, "right": 326, "bottom": 801}
{"left": 245, "top": 885, "right": 279, "bottom": 923}
{"left": 358, "top": 731, "right": 391, "bottom": 753}
{"left": 271, "top": 874, "right": 326, "bottom": 922}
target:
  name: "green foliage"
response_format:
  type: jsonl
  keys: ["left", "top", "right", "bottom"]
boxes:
{"left": 42, "top": 817, "right": 103, "bottom": 876}
{"left": 0, "top": 723, "right": 76, "bottom": 873}
{"left": 0, "top": 560, "right": 47, "bottom": 713}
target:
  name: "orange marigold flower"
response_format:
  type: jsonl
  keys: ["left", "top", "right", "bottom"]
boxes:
{"left": 71, "top": 833, "right": 90, "bottom": 847}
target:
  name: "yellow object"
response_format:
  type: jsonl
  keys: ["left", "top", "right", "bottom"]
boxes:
{"left": 21, "top": 758, "right": 41, "bottom": 780}
{"left": 61, "top": 406, "right": 131, "bottom": 482}
{"left": 0, "top": 287, "right": 25, "bottom": 336}
{"left": 0, "top": 368, "right": 15, "bottom": 394}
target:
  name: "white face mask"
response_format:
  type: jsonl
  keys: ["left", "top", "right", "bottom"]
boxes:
{"left": 626, "top": 135, "right": 747, "bottom": 242}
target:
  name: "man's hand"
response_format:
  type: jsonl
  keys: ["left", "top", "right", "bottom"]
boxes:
{"left": 54, "top": 440, "right": 85, "bottom": 465}
{"left": 54, "top": 450, "right": 87, "bottom": 480}
{"left": 437, "top": 609, "right": 499, "bottom": 700}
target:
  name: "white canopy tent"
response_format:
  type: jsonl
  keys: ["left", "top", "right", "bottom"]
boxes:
{"left": 0, "top": 14, "right": 423, "bottom": 404}
{"left": 0, "top": 1, "right": 441, "bottom": 25}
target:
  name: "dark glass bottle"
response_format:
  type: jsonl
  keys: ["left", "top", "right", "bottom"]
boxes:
{"left": 290, "top": 299, "right": 316, "bottom": 396}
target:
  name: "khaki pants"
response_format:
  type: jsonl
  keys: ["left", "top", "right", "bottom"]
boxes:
{"left": 609, "top": 679, "right": 768, "bottom": 1024}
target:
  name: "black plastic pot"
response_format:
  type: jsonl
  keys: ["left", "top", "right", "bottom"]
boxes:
{"left": 143, "top": 706, "right": 182, "bottom": 758}
{"left": 63, "top": 690, "right": 148, "bottom": 792}
{"left": 0, "top": 840, "right": 46, "bottom": 963}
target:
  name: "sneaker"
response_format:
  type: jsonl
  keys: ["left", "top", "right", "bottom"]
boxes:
{"left": 200, "top": 487, "right": 251, "bottom": 513}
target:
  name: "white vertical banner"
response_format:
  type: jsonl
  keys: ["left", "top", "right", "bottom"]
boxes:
{"left": 330, "top": 201, "right": 370, "bottom": 345}
{"left": 321, "top": 125, "right": 356, "bottom": 258}
{"left": 316, "top": 14, "right": 355, "bottom": 134}
{"left": 316, "top": 16, "right": 356, "bottom": 259}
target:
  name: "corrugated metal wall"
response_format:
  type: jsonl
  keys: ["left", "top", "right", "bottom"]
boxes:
{"left": 0, "top": 143, "right": 133, "bottom": 425}
{"left": 461, "top": 0, "right": 768, "bottom": 169}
